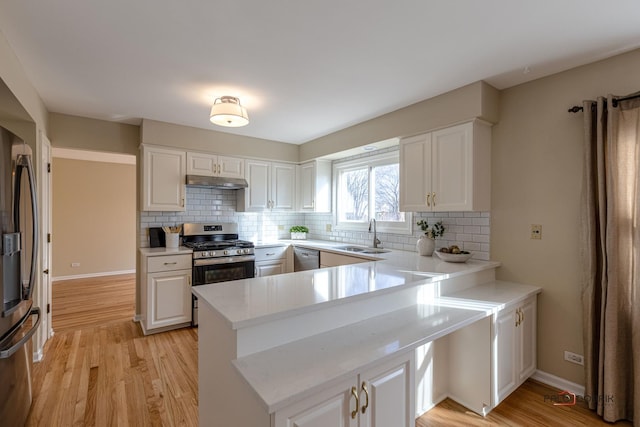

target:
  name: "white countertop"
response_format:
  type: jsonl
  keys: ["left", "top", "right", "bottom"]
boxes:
{"left": 192, "top": 240, "right": 500, "bottom": 329}
{"left": 138, "top": 246, "right": 193, "bottom": 256}
{"left": 233, "top": 280, "right": 541, "bottom": 412}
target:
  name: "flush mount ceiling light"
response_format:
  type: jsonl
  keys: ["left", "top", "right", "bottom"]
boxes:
{"left": 209, "top": 96, "right": 249, "bottom": 127}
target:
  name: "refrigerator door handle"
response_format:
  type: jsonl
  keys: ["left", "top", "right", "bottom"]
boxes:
{"left": 14, "top": 154, "right": 39, "bottom": 300}
{"left": 0, "top": 307, "right": 41, "bottom": 359}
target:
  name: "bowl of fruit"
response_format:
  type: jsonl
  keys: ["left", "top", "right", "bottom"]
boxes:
{"left": 435, "top": 245, "right": 473, "bottom": 263}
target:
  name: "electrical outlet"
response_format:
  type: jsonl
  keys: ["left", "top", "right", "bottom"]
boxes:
{"left": 71, "top": 262, "right": 80, "bottom": 267}
{"left": 531, "top": 224, "right": 542, "bottom": 240}
{"left": 564, "top": 351, "right": 584, "bottom": 365}
{"left": 278, "top": 225, "right": 284, "bottom": 231}
{"left": 326, "top": 224, "right": 332, "bottom": 232}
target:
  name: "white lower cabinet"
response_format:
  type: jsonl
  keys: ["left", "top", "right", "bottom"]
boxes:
{"left": 140, "top": 253, "right": 192, "bottom": 335}
{"left": 255, "top": 246, "right": 289, "bottom": 277}
{"left": 274, "top": 352, "right": 415, "bottom": 427}
{"left": 493, "top": 296, "right": 537, "bottom": 405}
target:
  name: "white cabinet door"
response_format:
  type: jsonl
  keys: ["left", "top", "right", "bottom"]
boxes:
{"left": 298, "top": 161, "right": 316, "bottom": 211}
{"left": 271, "top": 162, "right": 296, "bottom": 211}
{"left": 359, "top": 353, "right": 414, "bottom": 427}
{"left": 298, "top": 160, "right": 332, "bottom": 212}
{"left": 431, "top": 123, "right": 473, "bottom": 211}
{"left": 518, "top": 298, "right": 537, "bottom": 381}
{"left": 218, "top": 155, "right": 244, "bottom": 179}
{"left": 142, "top": 146, "right": 186, "bottom": 211}
{"left": 187, "top": 151, "right": 217, "bottom": 176}
{"left": 239, "top": 160, "right": 295, "bottom": 211}
{"left": 255, "top": 260, "right": 287, "bottom": 277}
{"left": 494, "top": 306, "right": 517, "bottom": 404}
{"left": 147, "top": 269, "right": 192, "bottom": 330}
{"left": 399, "top": 133, "right": 431, "bottom": 212}
{"left": 399, "top": 120, "right": 491, "bottom": 212}
{"left": 273, "top": 377, "right": 356, "bottom": 427}
{"left": 187, "top": 152, "right": 245, "bottom": 178}
{"left": 243, "top": 159, "right": 270, "bottom": 211}
{"left": 274, "top": 352, "right": 413, "bottom": 427}
{"left": 493, "top": 296, "right": 537, "bottom": 406}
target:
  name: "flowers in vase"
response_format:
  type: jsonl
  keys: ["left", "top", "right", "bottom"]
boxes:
{"left": 416, "top": 220, "right": 445, "bottom": 239}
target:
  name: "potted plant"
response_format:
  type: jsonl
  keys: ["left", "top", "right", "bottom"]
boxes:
{"left": 290, "top": 225, "right": 309, "bottom": 240}
{"left": 416, "top": 220, "right": 445, "bottom": 256}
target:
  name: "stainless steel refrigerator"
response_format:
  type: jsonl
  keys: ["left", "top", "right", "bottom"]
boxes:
{"left": 0, "top": 126, "right": 41, "bottom": 426}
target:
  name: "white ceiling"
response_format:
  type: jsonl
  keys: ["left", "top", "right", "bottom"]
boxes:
{"left": 1, "top": 1, "right": 639, "bottom": 144}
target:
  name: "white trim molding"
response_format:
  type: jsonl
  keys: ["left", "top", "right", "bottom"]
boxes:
{"left": 53, "top": 269, "right": 136, "bottom": 282}
{"left": 531, "top": 370, "right": 585, "bottom": 396}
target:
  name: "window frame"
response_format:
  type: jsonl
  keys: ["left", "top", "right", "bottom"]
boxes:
{"left": 333, "top": 151, "right": 412, "bottom": 235}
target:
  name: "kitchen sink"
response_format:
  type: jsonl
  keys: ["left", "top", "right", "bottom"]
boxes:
{"left": 337, "top": 245, "right": 366, "bottom": 252}
{"left": 336, "top": 245, "right": 390, "bottom": 254}
{"left": 361, "top": 248, "right": 390, "bottom": 254}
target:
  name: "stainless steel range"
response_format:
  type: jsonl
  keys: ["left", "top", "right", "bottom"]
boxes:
{"left": 182, "top": 223, "right": 255, "bottom": 325}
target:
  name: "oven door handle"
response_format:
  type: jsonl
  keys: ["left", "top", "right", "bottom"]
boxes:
{"left": 193, "top": 255, "right": 255, "bottom": 267}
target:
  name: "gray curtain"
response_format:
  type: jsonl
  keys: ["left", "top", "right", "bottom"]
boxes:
{"left": 581, "top": 93, "right": 640, "bottom": 425}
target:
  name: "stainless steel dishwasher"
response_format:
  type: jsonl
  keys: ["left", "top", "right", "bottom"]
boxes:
{"left": 293, "top": 247, "right": 320, "bottom": 271}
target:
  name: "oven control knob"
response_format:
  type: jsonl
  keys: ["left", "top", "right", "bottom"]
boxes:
{"left": 244, "top": 249, "right": 250, "bottom": 254}
{"left": 224, "top": 250, "right": 229, "bottom": 255}
{"left": 236, "top": 249, "right": 242, "bottom": 255}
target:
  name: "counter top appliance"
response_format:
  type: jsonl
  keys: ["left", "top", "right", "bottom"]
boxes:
{"left": 182, "top": 223, "right": 255, "bottom": 325}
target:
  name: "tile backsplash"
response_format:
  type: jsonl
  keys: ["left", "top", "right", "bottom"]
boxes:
{"left": 139, "top": 187, "right": 491, "bottom": 260}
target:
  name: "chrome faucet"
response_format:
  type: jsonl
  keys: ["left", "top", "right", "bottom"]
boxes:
{"left": 369, "top": 218, "right": 381, "bottom": 248}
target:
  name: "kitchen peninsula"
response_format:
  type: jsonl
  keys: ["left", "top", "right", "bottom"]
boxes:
{"left": 193, "top": 243, "right": 541, "bottom": 426}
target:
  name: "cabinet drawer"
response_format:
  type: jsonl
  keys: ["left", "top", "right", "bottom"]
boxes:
{"left": 255, "top": 246, "right": 288, "bottom": 261}
{"left": 147, "top": 254, "right": 192, "bottom": 273}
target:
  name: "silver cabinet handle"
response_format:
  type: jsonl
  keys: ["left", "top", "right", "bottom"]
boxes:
{"left": 164, "top": 261, "right": 178, "bottom": 265}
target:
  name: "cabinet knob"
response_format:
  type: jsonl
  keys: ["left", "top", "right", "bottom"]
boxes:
{"left": 432, "top": 192, "right": 436, "bottom": 206}
{"left": 426, "top": 193, "right": 431, "bottom": 207}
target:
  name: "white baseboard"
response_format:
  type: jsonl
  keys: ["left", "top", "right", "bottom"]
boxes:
{"left": 53, "top": 269, "right": 136, "bottom": 282}
{"left": 133, "top": 314, "right": 142, "bottom": 322}
{"left": 33, "top": 348, "right": 43, "bottom": 363}
{"left": 531, "top": 370, "right": 585, "bottom": 396}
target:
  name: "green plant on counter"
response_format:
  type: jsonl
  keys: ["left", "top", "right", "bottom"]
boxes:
{"left": 289, "top": 225, "right": 309, "bottom": 233}
{"left": 416, "top": 220, "right": 445, "bottom": 239}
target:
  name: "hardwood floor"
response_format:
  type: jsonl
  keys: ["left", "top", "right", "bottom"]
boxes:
{"left": 52, "top": 273, "right": 136, "bottom": 332}
{"left": 31, "top": 275, "right": 632, "bottom": 426}
{"left": 417, "top": 380, "right": 632, "bottom": 426}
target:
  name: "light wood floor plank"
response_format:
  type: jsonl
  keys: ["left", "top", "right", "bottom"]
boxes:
{"left": 28, "top": 275, "right": 633, "bottom": 426}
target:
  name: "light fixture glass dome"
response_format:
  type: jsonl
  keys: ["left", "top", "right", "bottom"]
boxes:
{"left": 209, "top": 96, "right": 249, "bottom": 127}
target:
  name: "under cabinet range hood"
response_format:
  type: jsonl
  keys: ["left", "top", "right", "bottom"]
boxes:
{"left": 186, "top": 175, "right": 249, "bottom": 189}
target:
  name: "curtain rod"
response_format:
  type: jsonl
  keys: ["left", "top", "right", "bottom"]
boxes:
{"left": 568, "top": 92, "right": 640, "bottom": 113}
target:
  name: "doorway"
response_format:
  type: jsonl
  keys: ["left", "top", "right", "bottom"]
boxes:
{"left": 50, "top": 148, "right": 136, "bottom": 332}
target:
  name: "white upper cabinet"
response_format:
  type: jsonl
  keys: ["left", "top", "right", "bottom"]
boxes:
{"left": 399, "top": 120, "right": 491, "bottom": 212}
{"left": 297, "top": 160, "right": 332, "bottom": 212}
{"left": 186, "top": 152, "right": 244, "bottom": 179}
{"left": 141, "top": 145, "right": 186, "bottom": 211}
{"left": 238, "top": 160, "right": 296, "bottom": 211}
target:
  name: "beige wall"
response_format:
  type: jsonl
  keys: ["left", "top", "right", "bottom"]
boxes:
{"left": 492, "top": 47, "right": 640, "bottom": 385}
{"left": 52, "top": 157, "right": 136, "bottom": 278}
{"left": 299, "top": 81, "right": 500, "bottom": 161}
{"left": 141, "top": 119, "right": 299, "bottom": 163}
{"left": 49, "top": 113, "right": 140, "bottom": 155}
